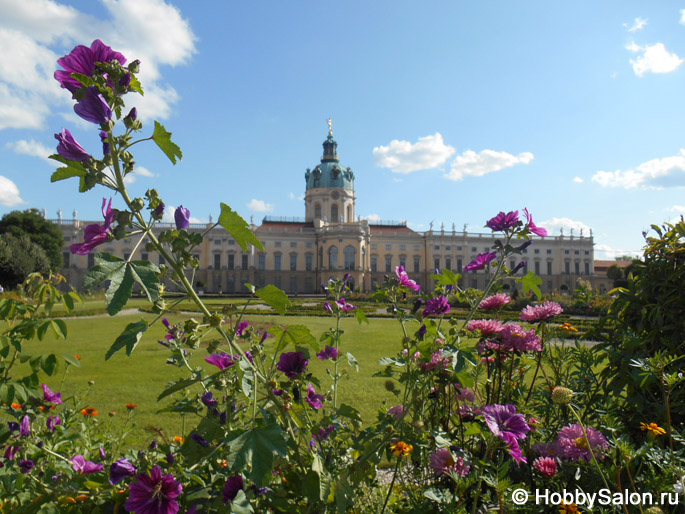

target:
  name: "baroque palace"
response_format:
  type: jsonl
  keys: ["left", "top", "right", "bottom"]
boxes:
{"left": 55, "top": 126, "right": 602, "bottom": 294}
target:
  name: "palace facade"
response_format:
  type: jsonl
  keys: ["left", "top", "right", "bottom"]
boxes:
{"left": 55, "top": 128, "right": 601, "bottom": 294}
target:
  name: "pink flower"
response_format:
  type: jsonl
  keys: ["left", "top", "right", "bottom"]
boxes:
{"left": 70, "top": 198, "right": 115, "bottom": 255}
{"left": 454, "top": 385, "right": 475, "bottom": 403}
{"left": 556, "top": 424, "right": 608, "bottom": 462}
{"left": 466, "top": 319, "right": 505, "bottom": 336}
{"left": 500, "top": 323, "right": 542, "bottom": 352}
{"left": 430, "top": 448, "right": 470, "bottom": 477}
{"left": 395, "top": 265, "right": 420, "bottom": 291}
{"left": 533, "top": 457, "right": 558, "bottom": 477}
{"left": 418, "top": 349, "right": 451, "bottom": 371}
{"left": 387, "top": 405, "right": 404, "bottom": 420}
{"left": 71, "top": 455, "right": 104, "bottom": 474}
{"left": 305, "top": 383, "right": 324, "bottom": 409}
{"left": 524, "top": 208, "right": 548, "bottom": 237}
{"left": 479, "top": 293, "right": 511, "bottom": 310}
{"left": 520, "top": 301, "right": 563, "bottom": 322}
{"left": 463, "top": 251, "right": 497, "bottom": 271}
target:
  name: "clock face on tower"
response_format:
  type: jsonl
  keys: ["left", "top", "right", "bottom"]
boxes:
{"left": 331, "top": 191, "right": 340, "bottom": 200}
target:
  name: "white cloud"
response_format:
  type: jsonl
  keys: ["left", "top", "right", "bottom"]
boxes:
{"left": 288, "top": 192, "right": 304, "bottom": 201}
{"left": 667, "top": 204, "right": 685, "bottom": 212}
{"left": 573, "top": 176, "right": 584, "bottom": 183}
{"left": 247, "top": 199, "right": 274, "bottom": 212}
{"left": 6, "top": 139, "right": 53, "bottom": 163}
{"left": 624, "top": 17, "right": 647, "bottom": 32}
{"left": 122, "top": 165, "right": 156, "bottom": 184}
{"left": 539, "top": 217, "right": 592, "bottom": 236}
{"left": 591, "top": 149, "right": 685, "bottom": 189}
{"left": 594, "top": 244, "right": 641, "bottom": 260}
{"left": 681, "top": 9, "right": 685, "bottom": 25}
{"left": 373, "top": 133, "right": 455, "bottom": 174}
{"left": 445, "top": 149, "right": 534, "bottom": 181}
{"left": 366, "top": 214, "right": 381, "bottom": 222}
{"left": 627, "top": 42, "right": 683, "bottom": 77}
{"left": 0, "top": 0, "right": 197, "bottom": 130}
{"left": 0, "top": 176, "right": 25, "bottom": 206}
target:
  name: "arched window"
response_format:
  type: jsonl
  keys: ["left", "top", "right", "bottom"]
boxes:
{"left": 346, "top": 205, "right": 352, "bottom": 223}
{"left": 344, "top": 245, "right": 356, "bottom": 270}
{"left": 314, "top": 203, "right": 321, "bottom": 218}
{"left": 328, "top": 246, "right": 338, "bottom": 269}
{"left": 331, "top": 204, "right": 338, "bottom": 222}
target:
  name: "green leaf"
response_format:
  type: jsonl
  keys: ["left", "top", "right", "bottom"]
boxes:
{"left": 129, "top": 75, "right": 144, "bottom": 96}
{"left": 41, "top": 354, "right": 58, "bottom": 375}
{"left": 516, "top": 270, "right": 543, "bottom": 300}
{"left": 218, "top": 203, "right": 264, "bottom": 252}
{"left": 355, "top": 308, "right": 369, "bottom": 325}
{"left": 158, "top": 374, "right": 202, "bottom": 401}
{"left": 430, "top": 269, "right": 461, "bottom": 286}
{"left": 128, "top": 260, "right": 161, "bottom": 302}
{"left": 269, "top": 325, "right": 319, "bottom": 352}
{"left": 62, "top": 354, "right": 81, "bottom": 368}
{"left": 230, "top": 490, "right": 254, "bottom": 514}
{"left": 106, "top": 320, "right": 147, "bottom": 360}
{"left": 50, "top": 165, "right": 87, "bottom": 183}
{"left": 255, "top": 285, "right": 290, "bottom": 315}
{"left": 152, "top": 121, "right": 182, "bottom": 164}
{"left": 225, "top": 421, "right": 288, "bottom": 486}
{"left": 83, "top": 253, "right": 132, "bottom": 315}
{"left": 241, "top": 370, "right": 254, "bottom": 398}
{"left": 346, "top": 352, "right": 359, "bottom": 371}
{"left": 337, "top": 403, "right": 362, "bottom": 423}
{"left": 50, "top": 319, "right": 67, "bottom": 339}
{"left": 305, "top": 454, "right": 332, "bottom": 504}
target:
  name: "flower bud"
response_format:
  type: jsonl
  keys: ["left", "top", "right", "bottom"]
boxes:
{"left": 128, "top": 59, "right": 141, "bottom": 73}
{"left": 551, "top": 386, "right": 574, "bottom": 405}
{"left": 131, "top": 198, "right": 145, "bottom": 212}
{"left": 119, "top": 73, "right": 131, "bottom": 88}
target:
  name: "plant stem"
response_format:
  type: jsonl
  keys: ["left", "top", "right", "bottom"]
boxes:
{"left": 380, "top": 458, "right": 401, "bottom": 514}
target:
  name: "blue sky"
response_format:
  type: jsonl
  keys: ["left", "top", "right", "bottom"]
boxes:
{"left": 1, "top": 0, "right": 685, "bottom": 259}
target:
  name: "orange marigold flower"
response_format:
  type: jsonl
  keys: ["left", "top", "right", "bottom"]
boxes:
{"left": 559, "top": 501, "right": 581, "bottom": 513}
{"left": 390, "top": 441, "right": 413, "bottom": 457}
{"left": 221, "top": 459, "right": 227, "bottom": 467}
{"left": 10, "top": 403, "right": 22, "bottom": 410}
{"left": 640, "top": 422, "right": 666, "bottom": 437}
{"left": 126, "top": 403, "right": 137, "bottom": 410}
{"left": 80, "top": 408, "right": 98, "bottom": 417}
{"left": 559, "top": 322, "right": 578, "bottom": 332}
{"left": 174, "top": 436, "right": 184, "bottom": 444}
{"left": 75, "top": 494, "right": 89, "bottom": 502}
{"left": 74, "top": 354, "right": 81, "bottom": 361}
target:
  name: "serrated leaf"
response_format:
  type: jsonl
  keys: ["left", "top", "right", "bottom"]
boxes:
{"left": 269, "top": 325, "right": 319, "bottom": 352}
{"left": 337, "top": 403, "right": 362, "bottom": 422}
{"left": 106, "top": 320, "right": 147, "bottom": 360}
{"left": 129, "top": 75, "right": 144, "bottom": 96}
{"left": 51, "top": 165, "right": 87, "bottom": 183}
{"left": 515, "top": 270, "right": 543, "bottom": 300}
{"left": 355, "top": 308, "right": 369, "bottom": 325}
{"left": 83, "top": 254, "right": 133, "bottom": 315}
{"left": 218, "top": 203, "right": 264, "bottom": 252}
{"left": 229, "top": 490, "right": 254, "bottom": 514}
{"left": 225, "top": 421, "right": 288, "bottom": 486}
{"left": 128, "top": 260, "right": 161, "bottom": 302}
{"left": 152, "top": 121, "right": 182, "bottom": 164}
{"left": 255, "top": 285, "right": 290, "bottom": 315}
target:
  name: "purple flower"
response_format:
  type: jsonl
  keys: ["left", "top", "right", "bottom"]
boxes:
{"left": 54, "top": 128, "right": 91, "bottom": 161}
{"left": 486, "top": 210, "right": 519, "bottom": 232}
{"left": 109, "top": 458, "right": 137, "bottom": 485}
{"left": 4, "top": 446, "right": 19, "bottom": 460}
{"left": 205, "top": 352, "right": 239, "bottom": 370}
{"left": 276, "top": 352, "right": 308, "bottom": 378}
{"left": 235, "top": 321, "right": 249, "bottom": 336}
{"left": 520, "top": 301, "right": 563, "bottom": 322}
{"left": 305, "top": 383, "right": 324, "bottom": 409}
{"left": 316, "top": 345, "right": 338, "bottom": 360}
{"left": 335, "top": 298, "right": 356, "bottom": 311}
{"left": 98, "top": 130, "right": 111, "bottom": 156}
{"left": 395, "top": 265, "right": 420, "bottom": 291}
{"left": 201, "top": 391, "right": 217, "bottom": 408}
{"left": 70, "top": 198, "right": 115, "bottom": 255}
{"left": 556, "top": 423, "right": 608, "bottom": 462}
{"left": 524, "top": 208, "right": 547, "bottom": 237}
{"left": 174, "top": 205, "right": 190, "bottom": 230}
{"left": 71, "top": 455, "right": 104, "bottom": 474}
{"left": 463, "top": 251, "right": 498, "bottom": 271}
{"left": 223, "top": 475, "right": 244, "bottom": 504}
{"left": 423, "top": 295, "right": 450, "bottom": 318}
{"left": 74, "top": 86, "right": 112, "bottom": 125}
{"left": 153, "top": 202, "right": 166, "bottom": 218}
{"left": 323, "top": 301, "right": 332, "bottom": 313}
{"left": 54, "top": 39, "right": 127, "bottom": 94}
{"left": 191, "top": 433, "right": 209, "bottom": 447}
{"left": 430, "top": 448, "right": 470, "bottom": 477}
{"left": 99, "top": 448, "right": 106, "bottom": 460}
{"left": 125, "top": 466, "right": 182, "bottom": 514}
{"left": 19, "top": 459, "right": 34, "bottom": 474}
{"left": 41, "top": 384, "right": 63, "bottom": 404}
{"left": 19, "top": 415, "right": 30, "bottom": 437}
{"left": 417, "top": 324, "right": 427, "bottom": 339}
{"left": 7, "top": 421, "right": 18, "bottom": 433}
{"left": 483, "top": 404, "right": 530, "bottom": 465}
{"left": 260, "top": 330, "right": 269, "bottom": 343}
{"left": 125, "top": 107, "right": 138, "bottom": 121}
{"left": 387, "top": 405, "right": 404, "bottom": 420}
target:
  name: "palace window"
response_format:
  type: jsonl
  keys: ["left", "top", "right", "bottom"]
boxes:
{"left": 344, "top": 246, "right": 356, "bottom": 270}
{"left": 214, "top": 253, "right": 221, "bottom": 269}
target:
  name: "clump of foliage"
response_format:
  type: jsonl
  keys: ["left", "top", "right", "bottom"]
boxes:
{"left": 0, "top": 209, "right": 65, "bottom": 271}
{"left": 0, "top": 234, "right": 51, "bottom": 289}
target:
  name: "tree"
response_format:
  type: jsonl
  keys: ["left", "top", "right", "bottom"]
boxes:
{"left": 606, "top": 263, "right": 624, "bottom": 286}
{"left": 0, "top": 209, "right": 64, "bottom": 270}
{"left": 0, "top": 234, "right": 51, "bottom": 289}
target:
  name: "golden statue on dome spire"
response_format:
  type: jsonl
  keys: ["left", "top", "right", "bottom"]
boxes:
{"left": 327, "top": 117, "right": 333, "bottom": 137}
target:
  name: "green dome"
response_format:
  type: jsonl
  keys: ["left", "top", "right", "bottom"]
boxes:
{"left": 304, "top": 134, "right": 355, "bottom": 190}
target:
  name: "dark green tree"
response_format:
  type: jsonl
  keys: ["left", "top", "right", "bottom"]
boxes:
{"left": 0, "top": 209, "right": 64, "bottom": 270}
{"left": 0, "top": 233, "right": 51, "bottom": 289}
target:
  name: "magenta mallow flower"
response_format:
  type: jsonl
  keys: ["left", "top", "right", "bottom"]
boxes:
{"left": 316, "top": 345, "right": 338, "bottom": 360}
{"left": 19, "top": 415, "right": 30, "bottom": 437}
{"left": 463, "top": 251, "right": 497, "bottom": 271}
{"left": 479, "top": 293, "right": 511, "bottom": 310}
{"left": 533, "top": 456, "right": 558, "bottom": 477}
{"left": 524, "top": 208, "right": 547, "bottom": 237}
{"left": 174, "top": 205, "right": 190, "bottom": 230}
{"left": 323, "top": 301, "right": 332, "bottom": 313}
{"left": 19, "top": 459, "right": 34, "bottom": 473}
{"left": 70, "top": 198, "right": 115, "bottom": 255}
{"left": 235, "top": 321, "right": 249, "bottom": 336}
{"left": 395, "top": 265, "right": 420, "bottom": 291}
{"left": 74, "top": 86, "right": 112, "bottom": 125}
{"left": 423, "top": 295, "right": 450, "bottom": 318}
{"left": 54, "top": 39, "right": 127, "bottom": 94}
{"left": 41, "top": 384, "right": 63, "bottom": 404}
{"left": 109, "top": 458, "right": 137, "bottom": 485}
{"left": 125, "top": 465, "right": 182, "bottom": 514}
{"left": 223, "top": 475, "right": 244, "bottom": 504}
{"left": 520, "top": 301, "right": 563, "bottom": 322}
{"left": 335, "top": 298, "right": 356, "bottom": 311}
{"left": 430, "top": 448, "right": 470, "bottom": 478}
{"left": 205, "top": 352, "right": 239, "bottom": 370}
{"left": 54, "top": 128, "right": 91, "bottom": 161}
{"left": 276, "top": 352, "right": 308, "bottom": 378}
{"left": 486, "top": 210, "right": 519, "bottom": 232}
{"left": 306, "top": 383, "right": 324, "bottom": 409}
{"left": 387, "top": 405, "right": 404, "bottom": 420}
{"left": 556, "top": 423, "right": 608, "bottom": 462}
{"left": 483, "top": 404, "right": 530, "bottom": 465}
{"left": 71, "top": 455, "right": 104, "bottom": 474}
{"left": 46, "top": 416, "right": 61, "bottom": 432}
